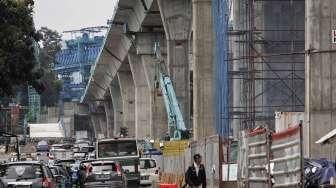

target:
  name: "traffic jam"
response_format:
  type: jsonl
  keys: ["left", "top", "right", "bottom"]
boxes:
{"left": 0, "top": 136, "right": 161, "bottom": 188}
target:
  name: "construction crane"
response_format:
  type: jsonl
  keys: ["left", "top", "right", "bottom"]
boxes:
{"left": 63, "top": 26, "right": 109, "bottom": 36}
{"left": 59, "top": 26, "right": 109, "bottom": 93}
{"left": 154, "top": 42, "right": 188, "bottom": 140}
{"left": 55, "top": 26, "right": 108, "bottom": 135}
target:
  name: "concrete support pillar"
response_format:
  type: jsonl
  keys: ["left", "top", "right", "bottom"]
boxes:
{"left": 90, "top": 113, "right": 101, "bottom": 138}
{"left": 128, "top": 48, "right": 151, "bottom": 139}
{"left": 75, "top": 103, "right": 95, "bottom": 139}
{"left": 103, "top": 99, "right": 114, "bottom": 138}
{"left": 97, "top": 110, "right": 107, "bottom": 139}
{"left": 90, "top": 105, "right": 107, "bottom": 139}
{"left": 110, "top": 78, "right": 123, "bottom": 137}
{"left": 135, "top": 33, "right": 168, "bottom": 139}
{"left": 306, "top": 0, "right": 336, "bottom": 158}
{"left": 117, "top": 64, "right": 136, "bottom": 137}
{"left": 158, "top": 0, "right": 192, "bottom": 129}
{"left": 192, "top": 0, "right": 214, "bottom": 139}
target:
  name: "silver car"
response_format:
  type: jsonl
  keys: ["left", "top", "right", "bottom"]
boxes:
{"left": 0, "top": 161, "right": 57, "bottom": 188}
{"left": 84, "top": 160, "right": 127, "bottom": 188}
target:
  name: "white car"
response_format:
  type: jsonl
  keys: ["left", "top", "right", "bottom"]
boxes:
{"left": 139, "top": 158, "right": 160, "bottom": 185}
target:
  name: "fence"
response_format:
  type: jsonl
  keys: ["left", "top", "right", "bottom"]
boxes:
{"left": 238, "top": 123, "right": 303, "bottom": 188}
{"left": 160, "top": 135, "right": 223, "bottom": 188}
{"left": 271, "top": 125, "right": 302, "bottom": 187}
{"left": 247, "top": 128, "right": 271, "bottom": 188}
{"left": 237, "top": 131, "right": 248, "bottom": 187}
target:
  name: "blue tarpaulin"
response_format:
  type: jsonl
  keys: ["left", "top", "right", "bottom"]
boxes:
{"left": 213, "top": 0, "right": 230, "bottom": 137}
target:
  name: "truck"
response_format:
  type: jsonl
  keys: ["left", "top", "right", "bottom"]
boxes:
{"left": 96, "top": 138, "right": 140, "bottom": 187}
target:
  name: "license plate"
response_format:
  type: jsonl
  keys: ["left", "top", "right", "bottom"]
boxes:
{"left": 97, "top": 174, "right": 109, "bottom": 179}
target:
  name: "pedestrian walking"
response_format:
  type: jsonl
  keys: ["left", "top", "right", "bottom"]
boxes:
{"left": 184, "top": 154, "right": 206, "bottom": 188}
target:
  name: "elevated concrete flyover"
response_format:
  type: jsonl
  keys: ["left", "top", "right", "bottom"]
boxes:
{"left": 81, "top": 0, "right": 215, "bottom": 140}
{"left": 82, "top": 0, "right": 169, "bottom": 139}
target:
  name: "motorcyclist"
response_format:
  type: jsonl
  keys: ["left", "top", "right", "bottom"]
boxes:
{"left": 77, "top": 164, "right": 87, "bottom": 188}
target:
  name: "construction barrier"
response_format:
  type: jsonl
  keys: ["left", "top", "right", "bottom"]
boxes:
{"left": 237, "top": 131, "right": 248, "bottom": 188}
{"left": 159, "top": 183, "right": 178, "bottom": 188}
{"left": 157, "top": 172, "right": 184, "bottom": 188}
{"left": 237, "top": 123, "right": 303, "bottom": 188}
{"left": 271, "top": 125, "right": 302, "bottom": 187}
{"left": 247, "top": 128, "right": 271, "bottom": 188}
{"left": 160, "top": 135, "right": 222, "bottom": 188}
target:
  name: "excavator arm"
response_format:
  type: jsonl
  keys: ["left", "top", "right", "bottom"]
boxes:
{"left": 154, "top": 43, "right": 187, "bottom": 140}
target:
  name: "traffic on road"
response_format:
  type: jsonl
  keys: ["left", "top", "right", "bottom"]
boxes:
{"left": 0, "top": 136, "right": 160, "bottom": 188}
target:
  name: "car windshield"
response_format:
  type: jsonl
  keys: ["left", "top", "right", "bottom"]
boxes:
{"left": 91, "top": 163, "right": 116, "bottom": 173}
{"left": 98, "top": 140, "right": 137, "bottom": 158}
{"left": 140, "top": 159, "right": 156, "bottom": 169}
{"left": 56, "top": 160, "right": 75, "bottom": 166}
{"left": 0, "top": 164, "right": 43, "bottom": 180}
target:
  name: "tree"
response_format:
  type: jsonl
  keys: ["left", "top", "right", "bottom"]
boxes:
{"left": 0, "top": 0, "right": 43, "bottom": 96}
{"left": 38, "top": 27, "right": 62, "bottom": 68}
{"left": 38, "top": 27, "right": 63, "bottom": 106}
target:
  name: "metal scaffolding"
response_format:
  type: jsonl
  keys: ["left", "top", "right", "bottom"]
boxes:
{"left": 229, "top": 0, "right": 305, "bottom": 133}
{"left": 28, "top": 86, "right": 40, "bottom": 123}
{"left": 54, "top": 27, "right": 107, "bottom": 102}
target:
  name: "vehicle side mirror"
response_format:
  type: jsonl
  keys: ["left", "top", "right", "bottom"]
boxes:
{"left": 159, "top": 142, "right": 164, "bottom": 150}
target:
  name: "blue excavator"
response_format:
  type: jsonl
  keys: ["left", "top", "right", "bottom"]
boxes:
{"left": 153, "top": 42, "right": 190, "bottom": 140}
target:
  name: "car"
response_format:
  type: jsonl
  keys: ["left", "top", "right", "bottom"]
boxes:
{"left": 49, "top": 166, "right": 71, "bottom": 188}
{"left": 84, "top": 160, "right": 127, "bottom": 188}
{"left": 96, "top": 138, "right": 140, "bottom": 187}
{"left": 139, "top": 158, "right": 160, "bottom": 185}
{"left": 79, "top": 159, "right": 97, "bottom": 169}
{"left": 0, "top": 161, "right": 57, "bottom": 187}
{"left": 54, "top": 159, "right": 76, "bottom": 167}
{"left": 51, "top": 143, "right": 73, "bottom": 150}
{"left": 80, "top": 146, "right": 95, "bottom": 153}
{"left": 54, "top": 159, "right": 77, "bottom": 185}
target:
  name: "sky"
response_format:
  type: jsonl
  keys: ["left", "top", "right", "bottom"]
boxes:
{"left": 33, "top": 0, "right": 117, "bottom": 39}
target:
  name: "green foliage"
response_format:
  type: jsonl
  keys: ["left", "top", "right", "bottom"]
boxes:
{"left": 38, "top": 27, "right": 63, "bottom": 106}
{"left": 38, "top": 27, "right": 62, "bottom": 67}
{"left": 0, "top": 0, "right": 43, "bottom": 96}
